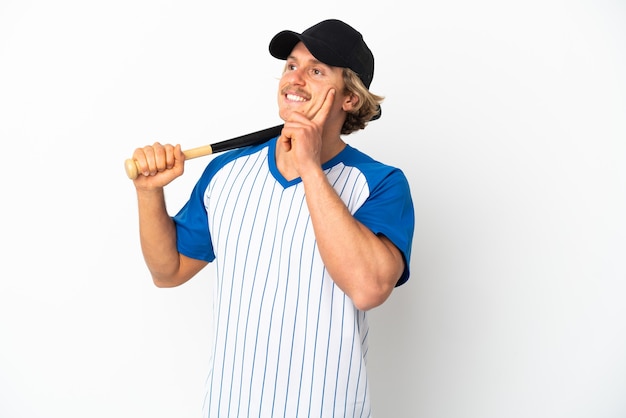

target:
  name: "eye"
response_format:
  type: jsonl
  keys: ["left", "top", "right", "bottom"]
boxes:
{"left": 310, "top": 67, "right": 324, "bottom": 77}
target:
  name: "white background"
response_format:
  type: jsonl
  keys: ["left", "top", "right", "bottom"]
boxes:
{"left": 1, "top": 1, "right": 625, "bottom": 417}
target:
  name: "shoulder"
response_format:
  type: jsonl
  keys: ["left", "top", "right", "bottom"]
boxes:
{"left": 338, "top": 145, "right": 410, "bottom": 191}
{"left": 197, "top": 139, "right": 274, "bottom": 184}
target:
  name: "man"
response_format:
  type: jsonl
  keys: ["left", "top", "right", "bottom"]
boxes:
{"left": 131, "top": 18, "right": 414, "bottom": 417}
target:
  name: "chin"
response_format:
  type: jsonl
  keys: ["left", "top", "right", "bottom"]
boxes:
{"left": 279, "top": 107, "right": 306, "bottom": 122}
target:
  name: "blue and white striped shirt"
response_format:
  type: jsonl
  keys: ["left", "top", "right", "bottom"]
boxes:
{"left": 173, "top": 137, "right": 414, "bottom": 417}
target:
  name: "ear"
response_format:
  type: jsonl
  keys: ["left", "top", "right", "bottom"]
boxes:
{"left": 342, "top": 92, "right": 359, "bottom": 112}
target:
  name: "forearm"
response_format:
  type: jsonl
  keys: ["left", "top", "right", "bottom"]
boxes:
{"left": 136, "top": 188, "right": 185, "bottom": 286}
{"left": 301, "top": 169, "right": 404, "bottom": 310}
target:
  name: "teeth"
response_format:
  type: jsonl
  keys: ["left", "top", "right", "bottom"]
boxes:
{"left": 286, "top": 94, "right": 306, "bottom": 102}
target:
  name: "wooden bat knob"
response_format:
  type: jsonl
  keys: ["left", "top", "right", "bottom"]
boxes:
{"left": 124, "top": 158, "right": 140, "bottom": 180}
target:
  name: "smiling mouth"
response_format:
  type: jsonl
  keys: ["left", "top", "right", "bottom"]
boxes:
{"left": 281, "top": 86, "right": 310, "bottom": 103}
{"left": 285, "top": 93, "right": 308, "bottom": 102}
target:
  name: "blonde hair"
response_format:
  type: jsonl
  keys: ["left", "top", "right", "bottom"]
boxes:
{"left": 341, "top": 68, "right": 384, "bottom": 135}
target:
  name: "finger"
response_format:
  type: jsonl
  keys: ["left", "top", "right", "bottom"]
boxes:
{"left": 139, "top": 142, "right": 168, "bottom": 176}
{"left": 174, "top": 144, "right": 185, "bottom": 163}
{"left": 311, "top": 88, "right": 336, "bottom": 128}
{"left": 154, "top": 142, "right": 178, "bottom": 175}
{"left": 277, "top": 131, "right": 292, "bottom": 151}
{"left": 140, "top": 144, "right": 159, "bottom": 176}
{"left": 164, "top": 144, "right": 176, "bottom": 170}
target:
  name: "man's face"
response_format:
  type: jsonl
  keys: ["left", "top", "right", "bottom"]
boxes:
{"left": 277, "top": 42, "right": 346, "bottom": 124}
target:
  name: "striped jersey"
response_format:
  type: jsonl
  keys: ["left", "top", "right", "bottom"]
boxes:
{"left": 173, "top": 137, "right": 414, "bottom": 417}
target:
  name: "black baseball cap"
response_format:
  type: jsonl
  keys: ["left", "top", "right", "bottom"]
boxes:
{"left": 269, "top": 19, "right": 375, "bottom": 89}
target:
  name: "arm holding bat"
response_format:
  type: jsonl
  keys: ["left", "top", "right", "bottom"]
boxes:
{"left": 128, "top": 125, "right": 284, "bottom": 286}
{"left": 131, "top": 142, "right": 207, "bottom": 287}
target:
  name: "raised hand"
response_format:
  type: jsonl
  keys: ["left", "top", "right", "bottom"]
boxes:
{"left": 278, "top": 88, "right": 336, "bottom": 174}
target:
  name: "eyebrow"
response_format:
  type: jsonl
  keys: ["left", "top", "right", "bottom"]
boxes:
{"left": 287, "top": 54, "right": 326, "bottom": 67}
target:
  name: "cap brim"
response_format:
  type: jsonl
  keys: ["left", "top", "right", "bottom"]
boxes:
{"left": 269, "top": 30, "right": 302, "bottom": 60}
{"left": 269, "top": 30, "right": 348, "bottom": 68}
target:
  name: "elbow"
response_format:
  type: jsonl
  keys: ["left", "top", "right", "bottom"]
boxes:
{"left": 347, "top": 261, "right": 404, "bottom": 311}
{"left": 349, "top": 280, "right": 395, "bottom": 311}
{"left": 152, "top": 277, "right": 176, "bottom": 288}
{"left": 148, "top": 255, "right": 206, "bottom": 288}
{"left": 150, "top": 272, "right": 189, "bottom": 288}
{"left": 153, "top": 278, "right": 176, "bottom": 288}
{"left": 351, "top": 241, "right": 405, "bottom": 311}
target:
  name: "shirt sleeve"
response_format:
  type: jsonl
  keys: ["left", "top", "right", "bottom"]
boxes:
{"left": 172, "top": 173, "right": 216, "bottom": 262}
{"left": 353, "top": 167, "right": 415, "bottom": 286}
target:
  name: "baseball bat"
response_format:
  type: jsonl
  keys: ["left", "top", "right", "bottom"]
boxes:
{"left": 125, "top": 124, "right": 284, "bottom": 179}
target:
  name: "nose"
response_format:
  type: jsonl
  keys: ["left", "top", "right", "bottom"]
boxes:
{"left": 282, "top": 67, "right": 305, "bottom": 85}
